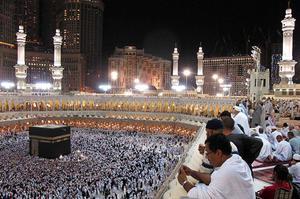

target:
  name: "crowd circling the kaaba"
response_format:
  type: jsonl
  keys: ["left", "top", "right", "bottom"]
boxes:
{"left": 0, "top": 128, "right": 192, "bottom": 198}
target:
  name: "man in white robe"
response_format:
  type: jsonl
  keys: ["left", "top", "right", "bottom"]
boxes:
{"left": 178, "top": 134, "right": 255, "bottom": 199}
{"left": 270, "top": 129, "right": 282, "bottom": 150}
{"left": 253, "top": 134, "right": 272, "bottom": 161}
{"left": 269, "top": 134, "right": 292, "bottom": 161}
{"left": 280, "top": 123, "right": 289, "bottom": 138}
{"left": 288, "top": 154, "right": 300, "bottom": 185}
{"left": 233, "top": 106, "right": 251, "bottom": 136}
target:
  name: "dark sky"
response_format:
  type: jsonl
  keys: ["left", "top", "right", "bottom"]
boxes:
{"left": 102, "top": 0, "right": 300, "bottom": 72}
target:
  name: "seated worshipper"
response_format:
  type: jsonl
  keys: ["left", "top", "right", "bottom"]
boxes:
{"left": 257, "top": 164, "right": 292, "bottom": 199}
{"left": 264, "top": 114, "right": 276, "bottom": 129}
{"left": 270, "top": 126, "right": 282, "bottom": 150}
{"left": 288, "top": 154, "right": 300, "bottom": 186}
{"left": 252, "top": 133, "right": 272, "bottom": 162}
{"left": 232, "top": 106, "right": 251, "bottom": 136}
{"left": 177, "top": 134, "right": 255, "bottom": 199}
{"left": 198, "top": 119, "right": 224, "bottom": 172}
{"left": 219, "top": 111, "right": 244, "bottom": 134}
{"left": 287, "top": 131, "right": 300, "bottom": 155}
{"left": 221, "top": 116, "right": 263, "bottom": 172}
{"left": 198, "top": 119, "right": 238, "bottom": 173}
{"left": 281, "top": 123, "right": 290, "bottom": 138}
{"left": 267, "top": 134, "right": 292, "bottom": 162}
{"left": 258, "top": 127, "right": 269, "bottom": 141}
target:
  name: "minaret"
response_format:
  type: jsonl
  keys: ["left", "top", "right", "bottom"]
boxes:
{"left": 251, "top": 46, "right": 262, "bottom": 101}
{"left": 171, "top": 44, "right": 180, "bottom": 88}
{"left": 278, "top": 3, "right": 297, "bottom": 84}
{"left": 195, "top": 44, "right": 205, "bottom": 93}
{"left": 50, "top": 29, "right": 64, "bottom": 92}
{"left": 14, "top": 25, "right": 28, "bottom": 91}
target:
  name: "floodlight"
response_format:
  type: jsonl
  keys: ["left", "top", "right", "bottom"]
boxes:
{"left": 135, "top": 84, "right": 148, "bottom": 92}
{"left": 35, "top": 82, "right": 52, "bottom": 90}
{"left": 0, "top": 81, "right": 15, "bottom": 90}
{"left": 171, "top": 85, "right": 186, "bottom": 92}
{"left": 99, "top": 84, "right": 112, "bottom": 92}
{"left": 111, "top": 71, "right": 118, "bottom": 81}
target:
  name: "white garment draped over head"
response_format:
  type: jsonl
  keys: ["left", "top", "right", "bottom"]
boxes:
{"left": 270, "top": 130, "right": 282, "bottom": 150}
{"left": 233, "top": 112, "right": 251, "bottom": 136}
{"left": 256, "top": 137, "right": 272, "bottom": 161}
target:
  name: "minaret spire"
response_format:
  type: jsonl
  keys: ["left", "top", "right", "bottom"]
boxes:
{"left": 14, "top": 25, "right": 28, "bottom": 91}
{"left": 170, "top": 43, "right": 180, "bottom": 88}
{"left": 278, "top": 1, "right": 297, "bottom": 84}
{"left": 50, "top": 29, "right": 64, "bottom": 92}
{"left": 195, "top": 43, "right": 205, "bottom": 94}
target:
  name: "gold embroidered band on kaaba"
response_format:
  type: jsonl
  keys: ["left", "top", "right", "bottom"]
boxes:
{"left": 29, "top": 134, "right": 70, "bottom": 143}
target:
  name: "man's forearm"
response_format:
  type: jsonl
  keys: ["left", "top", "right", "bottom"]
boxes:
{"left": 190, "top": 170, "right": 211, "bottom": 185}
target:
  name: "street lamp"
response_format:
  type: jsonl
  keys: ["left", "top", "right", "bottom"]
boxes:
{"left": 218, "top": 78, "right": 224, "bottom": 84}
{"left": 212, "top": 74, "right": 218, "bottom": 81}
{"left": 183, "top": 69, "right": 191, "bottom": 88}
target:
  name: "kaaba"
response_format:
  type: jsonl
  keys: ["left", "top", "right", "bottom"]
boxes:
{"left": 29, "top": 125, "right": 71, "bottom": 159}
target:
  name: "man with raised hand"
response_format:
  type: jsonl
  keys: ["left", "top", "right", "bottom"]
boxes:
{"left": 177, "top": 134, "right": 255, "bottom": 199}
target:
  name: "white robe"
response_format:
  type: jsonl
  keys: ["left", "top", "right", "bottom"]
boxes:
{"left": 289, "top": 162, "right": 300, "bottom": 184}
{"left": 234, "top": 112, "right": 251, "bottom": 136}
{"left": 270, "top": 131, "right": 282, "bottom": 150}
{"left": 201, "top": 142, "right": 238, "bottom": 171}
{"left": 256, "top": 137, "right": 272, "bottom": 161}
{"left": 188, "top": 154, "right": 255, "bottom": 199}
{"left": 281, "top": 127, "right": 289, "bottom": 138}
{"left": 272, "top": 140, "right": 292, "bottom": 161}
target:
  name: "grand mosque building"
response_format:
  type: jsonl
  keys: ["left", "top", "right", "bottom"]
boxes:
{"left": 0, "top": 2, "right": 299, "bottom": 199}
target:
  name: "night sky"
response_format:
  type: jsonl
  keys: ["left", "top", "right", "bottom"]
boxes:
{"left": 102, "top": 0, "right": 300, "bottom": 76}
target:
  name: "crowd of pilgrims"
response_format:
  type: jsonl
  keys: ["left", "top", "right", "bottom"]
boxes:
{"left": 234, "top": 98, "right": 300, "bottom": 162}
{"left": 0, "top": 128, "right": 192, "bottom": 198}
{"left": 175, "top": 98, "right": 300, "bottom": 198}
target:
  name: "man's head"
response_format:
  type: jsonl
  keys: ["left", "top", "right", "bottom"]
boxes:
{"left": 232, "top": 106, "right": 241, "bottom": 116}
{"left": 273, "top": 164, "right": 289, "bottom": 182}
{"left": 219, "top": 111, "right": 232, "bottom": 121}
{"left": 283, "top": 123, "right": 288, "bottom": 128}
{"left": 276, "top": 134, "right": 283, "bottom": 143}
{"left": 271, "top": 126, "right": 277, "bottom": 132}
{"left": 221, "top": 116, "right": 234, "bottom": 136}
{"left": 205, "top": 134, "right": 232, "bottom": 168}
{"left": 292, "top": 154, "right": 300, "bottom": 164}
{"left": 287, "top": 131, "right": 295, "bottom": 140}
{"left": 205, "top": 119, "right": 223, "bottom": 137}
